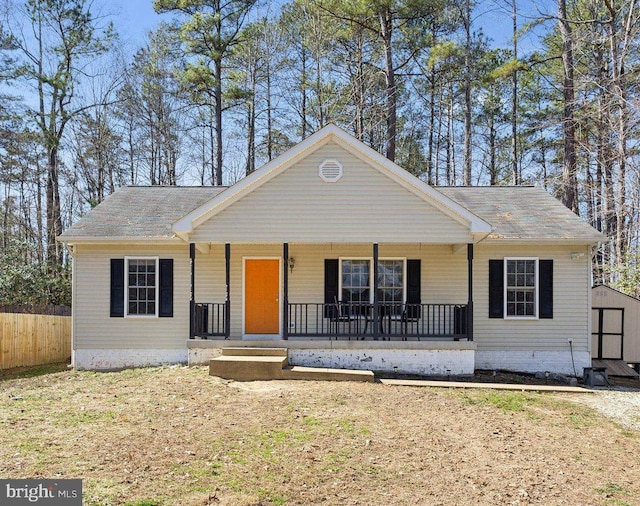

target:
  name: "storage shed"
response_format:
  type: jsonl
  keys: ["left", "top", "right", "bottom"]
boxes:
{"left": 591, "top": 285, "right": 640, "bottom": 371}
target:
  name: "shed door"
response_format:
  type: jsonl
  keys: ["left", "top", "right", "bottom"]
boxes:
{"left": 245, "top": 259, "right": 280, "bottom": 335}
{"left": 591, "top": 308, "right": 624, "bottom": 360}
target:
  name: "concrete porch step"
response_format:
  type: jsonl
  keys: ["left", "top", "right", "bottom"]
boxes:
{"left": 220, "top": 347, "right": 287, "bottom": 357}
{"left": 208, "top": 346, "right": 375, "bottom": 382}
{"left": 282, "top": 365, "right": 375, "bottom": 382}
{"left": 209, "top": 355, "right": 288, "bottom": 381}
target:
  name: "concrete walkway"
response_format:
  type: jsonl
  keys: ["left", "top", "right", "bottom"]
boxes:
{"left": 379, "top": 378, "right": 590, "bottom": 393}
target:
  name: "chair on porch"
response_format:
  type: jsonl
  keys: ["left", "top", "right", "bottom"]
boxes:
{"left": 401, "top": 303, "right": 422, "bottom": 339}
{"left": 453, "top": 305, "right": 467, "bottom": 341}
{"left": 194, "top": 304, "right": 209, "bottom": 337}
{"left": 327, "top": 297, "right": 361, "bottom": 339}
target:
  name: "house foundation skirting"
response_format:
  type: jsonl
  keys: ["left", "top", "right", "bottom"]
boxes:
{"left": 73, "top": 349, "right": 188, "bottom": 370}
{"left": 188, "top": 340, "right": 476, "bottom": 376}
{"left": 475, "top": 350, "right": 591, "bottom": 376}
{"left": 289, "top": 349, "right": 474, "bottom": 376}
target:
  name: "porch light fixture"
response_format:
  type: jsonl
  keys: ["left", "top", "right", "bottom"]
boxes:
{"left": 288, "top": 257, "right": 296, "bottom": 272}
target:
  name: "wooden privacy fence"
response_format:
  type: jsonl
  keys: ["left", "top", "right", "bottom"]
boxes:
{"left": 0, "top": 313, "right": 72, "bottom": 369}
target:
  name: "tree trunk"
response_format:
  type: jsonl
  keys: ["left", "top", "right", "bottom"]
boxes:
{"left": 36, "top": 160, "right": 44, "bottom": 263}
{"left": 511, "top": 0, "right": 519, "bottom": 185}
{"left": 489, "top": 115, "right": 497, "bottom": 186}
{"left": 46, "top": 146, "right": 62, "bottom": 265}
{"left": 427, "top": 68, "right": 436, "bottom": 185}
{"left": 558, "top": 0, "right": 579, "bottom": 214}
{"left": 354, "top": 33, "right": 365, "bottom": 141}
{"left": 316, "top": 40, "right": 326, "bottom": 129}
{"left": 463, "top": 0, "right": 472, "bottom": 186}
{"left": 604, "top": 0, "right": 635, "bottom": 262}
{"left": 215, "top": 57, "right": 224, "bottom": 186}
{"left": 266, "top": 58, "right": 273, "bottom": 161}
{"left": 379, "top": 6, "right": 396, "bottom": 162}
{"left": 245, "top": 78, "right": 256, "bottom": 176}
{"left": 301, "top": 44, "right": 308, "bottom": 139}
{"left": 209, "top": 106, "right": 215, "bottom": 185}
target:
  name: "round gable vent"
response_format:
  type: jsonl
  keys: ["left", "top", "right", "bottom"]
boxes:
{"left": 319, "top": 159, "right": 343, "bottom": 182}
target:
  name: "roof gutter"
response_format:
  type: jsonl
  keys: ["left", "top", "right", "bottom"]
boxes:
{"left": 55, "top": 236, "right": 185, "bottom": 245}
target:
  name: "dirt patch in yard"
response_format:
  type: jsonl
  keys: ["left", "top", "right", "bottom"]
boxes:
{"left": 1, "top": 366, "right": 639, "bottom": 505}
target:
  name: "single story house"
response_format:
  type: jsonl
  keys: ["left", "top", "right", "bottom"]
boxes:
{"left": 59, "top": 124, "right": 603, "bottom": 376}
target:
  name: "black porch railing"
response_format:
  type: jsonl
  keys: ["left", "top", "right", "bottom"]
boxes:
{"left": 191, "top": 302, "right": 228, "bottom": 338}
{"left": 288, "top": 302, "right": 469, "bottom": 340}
{"left": 190, "top": 301, "right": 468, "bottom": 340}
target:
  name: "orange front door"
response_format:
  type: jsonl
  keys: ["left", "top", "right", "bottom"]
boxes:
{"left": 245, "top": 259, "right": 280, "bottom": 334}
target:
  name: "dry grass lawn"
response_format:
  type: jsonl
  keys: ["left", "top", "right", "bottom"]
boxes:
{"left": 1, "top": 365, "right": 639, "bottom": 506}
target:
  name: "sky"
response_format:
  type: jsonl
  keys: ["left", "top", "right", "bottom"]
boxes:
{"left": 107, "top": 0, "right": 163, "bottom": 51}
{"left": 106, "top": 0, "right": 554, "bottom": 56}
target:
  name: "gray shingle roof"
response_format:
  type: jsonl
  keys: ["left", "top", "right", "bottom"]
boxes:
{"left": 59, "top": 184, "right": 603, "bottom": 243}
{"left": 438, "top": 186, "right": 604, "bottom": 242}
{"left": 59, "top": 186, "right": 228, "bottom": 240}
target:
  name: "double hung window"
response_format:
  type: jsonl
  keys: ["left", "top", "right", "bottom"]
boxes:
{"left": 126, "top": 257, "right": 159, "bottom": 317}
{"left": 505, "top": 258, "right": 538, "bottom": 318}
{"left": 340, "top": 258, "right": 405, "bottom": 304}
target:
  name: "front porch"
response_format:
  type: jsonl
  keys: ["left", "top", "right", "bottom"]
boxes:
{"left": 187, "top": 242, "right": 475, "bottom": 343}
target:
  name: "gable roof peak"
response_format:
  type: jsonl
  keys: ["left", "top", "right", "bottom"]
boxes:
{"left": 172, "top": 124, "right": 492, "bottom": 240}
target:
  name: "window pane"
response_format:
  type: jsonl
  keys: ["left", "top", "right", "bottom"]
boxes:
{"left": 377, "top": 260, "right": 402, "bottom": 288}
{"left": 377, "top": 260, "right": 403, "bottom": 306}
{"left": 505, "top": 259, "right": 537, "bottom": 317}
{"left": 127, "top": 259, "right": 157, "bottom": 315}
{"left": 342, "top": 260, "right": 370, "bottom": 303}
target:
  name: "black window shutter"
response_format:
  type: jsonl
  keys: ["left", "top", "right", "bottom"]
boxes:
{"left": 488, "top": 259, "right": 504, "bottom": 318}
{"left": 539, "top": 260, "right": 553, "bottom": 319}
{"left": 159, "top": 259, "right": 174, "bottom": 318}
{"left": 406, "top": 260, "right": 421, "bottom": 304}
{"left": 110, "top": 259, "right": 125, "bottom": 317}
{"left": 324, "top": 259, "right": 339, "bottom": 318}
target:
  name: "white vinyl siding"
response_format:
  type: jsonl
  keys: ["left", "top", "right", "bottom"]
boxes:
{"left": 474, "top": 244, "right": 591, "bottom": 353}
{"left": 73, "top": 244, "right": 190, "bottom": 350}
{"left": 190, "top": 142, "right": 472, "bottom": 244}
{"left": 72, "top": 241, "right": 592, "bottom": 359}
